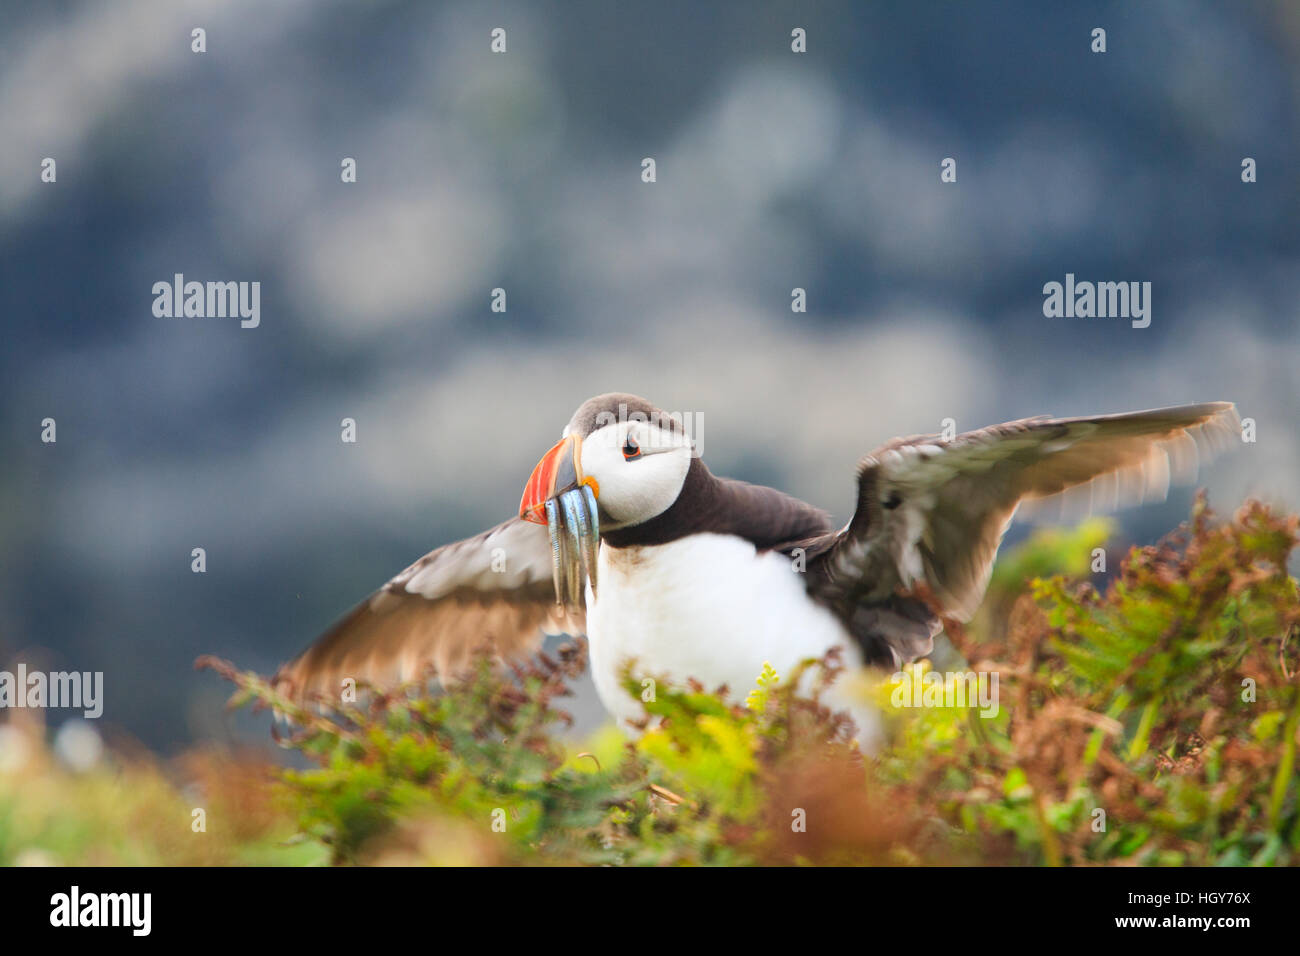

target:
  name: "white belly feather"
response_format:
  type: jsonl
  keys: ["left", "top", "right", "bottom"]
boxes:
{"left": 585, "top": 533, "right": 874, "bottom": 737}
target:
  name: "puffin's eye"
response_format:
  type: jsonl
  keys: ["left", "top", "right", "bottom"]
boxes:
{"left": 622, "top": 435, "right": 642, "bottom": 461}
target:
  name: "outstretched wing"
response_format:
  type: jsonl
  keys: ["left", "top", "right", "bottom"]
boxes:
{"left": 273, "top": 518, "right": 584, "bottom": 700}
{"left": 806, "top": 402, "right": 1239, "bottom": 663}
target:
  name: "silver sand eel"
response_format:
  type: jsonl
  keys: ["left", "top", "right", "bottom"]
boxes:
{"left": 545, "top": 484, "right": 599, "bottom": 610}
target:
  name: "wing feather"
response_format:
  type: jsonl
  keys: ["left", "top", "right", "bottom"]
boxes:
{"left": 809, "top": 402, "right": 1239, "bottom": 636}
{"left": 273, "top": 518, "right": 583, "bottom": 701}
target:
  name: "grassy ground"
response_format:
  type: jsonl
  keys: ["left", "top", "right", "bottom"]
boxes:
{"left": 2, "top": 496, "right": 1297, "bottom": 866}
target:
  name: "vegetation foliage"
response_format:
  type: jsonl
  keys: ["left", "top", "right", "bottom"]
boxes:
{"left": 2, "top": 496, "right": 1297, "bottom": 865}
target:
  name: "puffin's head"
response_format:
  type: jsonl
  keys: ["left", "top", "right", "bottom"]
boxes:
{"left": 519, "top": 392, "right": 694, "bottom": 531}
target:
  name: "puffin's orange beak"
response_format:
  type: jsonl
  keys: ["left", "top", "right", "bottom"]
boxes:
{"left": 519, "top": 434, "right": 597, "bottom": 523}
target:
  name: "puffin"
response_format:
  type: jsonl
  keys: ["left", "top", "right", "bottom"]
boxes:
{"left": 273, "top": 392, "right": 1238, "bottom": 735}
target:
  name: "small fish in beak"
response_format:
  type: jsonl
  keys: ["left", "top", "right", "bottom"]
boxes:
{"left": 521, "top": 436, "right": 600, "bottom": 609}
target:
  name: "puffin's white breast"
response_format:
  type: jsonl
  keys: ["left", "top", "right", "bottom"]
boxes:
{"left": 585, "top": 533, "right": 864, "bottom": 730}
